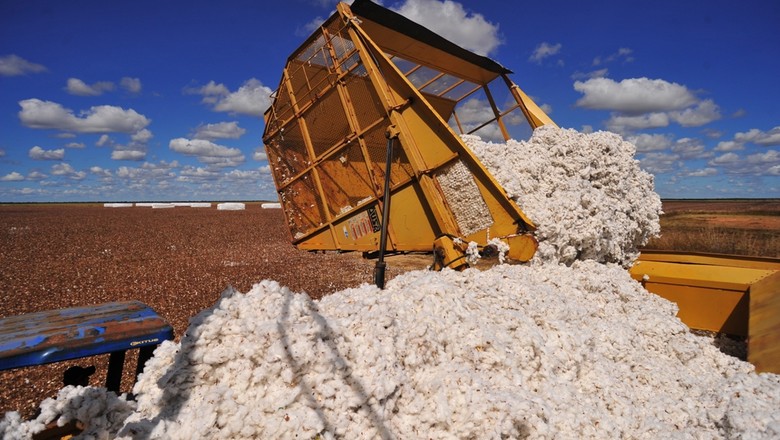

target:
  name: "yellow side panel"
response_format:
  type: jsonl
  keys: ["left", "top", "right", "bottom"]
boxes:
{"left": 641, "top": 282, "right": 748, "bottom": 335}
{"left": 748, "top": 271, "right": 780, "bottom": 373}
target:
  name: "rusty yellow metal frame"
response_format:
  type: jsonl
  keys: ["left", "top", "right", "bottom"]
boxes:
{"left": 631, "top": 251, "right": 780, "bottom": 373}
{"left": 262, "top": 0, "right": 554, "bottom": 260}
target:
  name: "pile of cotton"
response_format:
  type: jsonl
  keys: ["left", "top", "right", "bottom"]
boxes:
{"left": 21, "top": 263, "right": 762, "bottom": 439}
{"left": 0, "top": 385, "right": 135, "bottom": 439}
{"left": 463, "top": 126, "right": 662, "bottom": 267}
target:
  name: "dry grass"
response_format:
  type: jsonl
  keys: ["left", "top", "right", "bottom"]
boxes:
{"left": 642, "top": 200, "right": 780, "bottom": 258}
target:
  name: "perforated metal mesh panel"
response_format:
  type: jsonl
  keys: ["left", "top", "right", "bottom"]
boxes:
{"left": 265, "top": 119, "right": 309, "bottom": 184}
{"left": 343, "top": 65, "right": 385, "bottom": 131}
{"left": 304, "top": 88, "right": 351, "bottom": 159}
{"left": 279, "top": 172, "right": 325, "bottom": 238}
{"left": 317, "top": 141, "right": 375, "bottom": 218}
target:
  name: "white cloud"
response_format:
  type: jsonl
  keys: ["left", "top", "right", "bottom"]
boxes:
{"left": 179, "top": 166, "right": 221, "bottom": 180}
{"left": 708, "top": 149, "right": 780, "bottom": 176}
{"left": 670, "top": 137, "right": 712, "bottom": 159}
{"left": 529, "top": 42, "right": 562, "bottom": 63}
{"left": 686, "top": 167, "right": 718, "bottom": 177}
{"left": 65, "top": 142, "right": 85, "bottom": 149}
{"left": 714, "top": 141, "right": 743, "bottom": 152}
{"left": 639, "top": 152, "right": 680, "bottom": 174}
{"left": 0, "top": 54, "right": 46, "bottom": 76}
{"left": 735, "top": 126, "right": 780, "bottom": 146}
{"left": 574, "top": 77, "right": 698, "bottom": 113}
{"left": 169, "top": 138, "right": 246, "bottom": 167}
{"left": 111, "top": 149, "right": 146, "bottom": 161}
{"left": 96, "top": 135, "right": 112, "bottom": 147}
{"left": 253, "top": 148, "right": 267, "bottom": 161}
{"left": 131, "top": 129, "right": 153, "bottom": 144}
{"left": 193, "top": 121, "right": 246, "bottom": 140}
{"left": 592, "top": 48, "right": 634, "bottom": 66}
{"left": 29, "top": 146, "right": 65, "bottom": 160}
{"left": 392, "top": 0, "right": 501, "bottom": 56}
{"left": 18, "top": 99, "right": 151, "bottom": 134}
{"left": 668, "top": 99, "right": 721, "bottom": 127}
{"left": 709, "top": 152, "right": 740, "bottom": 165}
{"left": 190, "top": 78, "right": 272, "bottom": 117}
{"left": 120, "top": 77, "right": 142, "bottom": 93}
{"left": 28, "top": 171, "right": 47, "bottom": 180}
{"left": 298, "top": 16, "right": 327, "bottom": 36}
{"left": 0, "top": 149, "right": 6, "bottom": 157}
{"left": 90, "top": 166, "right": 113, "bottom": 177}
{"left": 606, "top": 112, "right": 670, "bottom": 133}
{"left": 51, "top": 163, "right": 86, "bottom": 180}
{"left": 626, "top": 133, "right": 672, "bottom": 153}
{"left": 1, "top": 172, "right": 25, "bottom": 181}
{"left": 66, "top": 78, "right": 115, "bottom": 96}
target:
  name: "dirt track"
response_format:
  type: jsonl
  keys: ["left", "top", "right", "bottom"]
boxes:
{"left": 0, "top": 204, "right": 429, "bottom": 418}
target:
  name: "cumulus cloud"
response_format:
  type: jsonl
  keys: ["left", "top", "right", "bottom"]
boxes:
{"left": 18, "top": 99, "right": 151, "bottom": 134}
{"left": 96, "top": 135, "right": 112, "bottom": 147}
{"left": 169, "top": 138, "right": 245, "bottom": 167}
{"left": 131, "top": 129, "right": 153, "bottom": 144}
{"left": 574, "top": 77, "right": 698, "bottom": 113}
{"left": 28, "top": 171, "right": 47, "bottom": 180}
{"left": 626, "top": 133, "right": 673, "bottom": 153}
{"left": 253, "top": 148, "right": 267, "bottom": 161}
{"left": 735, "top": 127, "right": 780, "bottom": 146}
{"left": 29, "top": 146, "right": 65, "bottom": 160}
{"left": 66, "top": 78, "right": 115, "bottom": 96}
{"left": 708, "top": 149, "right": 780, "bottom": 176}
{"left": 606, "top": 112, "right": 670, "bottom": 133}
{"left": 639, "top": 152, "right": 680, "bottom": 174}
{"left": 392, "top": 0, "right": 501, "bottom": 56}
{"left": 715, "top": 140, "right": 743, "bottom": 152}
{"left": 0, "top": 54, "right": 46, "bottom": 76}
{"left": 592, "top": 48, "right": 634, "bottom": 66}
{"left": 111, "top": 149, "right": 146, "bottom": 161}
{"left": 529, "top": 42, "right": 562, "bottom": 63}
{"left": 189, "top": 78, "right": 273, "bottom": 117}
{"left": 0, "top": 148, "right": 6, "bottom": 157}
{"left": 51, "top": 163, "right": 86, "bottom": 180}
{"left": 65, "top": 142, "right": 85, "bottom": 149}
{"left": 193, "top": 121, "right": 246, "bottom": 140}
{"left": 686, "top": 167, "right": 718, "bottom": 177}
{"left": 670, "top": 137, "right": 712, "bottom": 159}
{"left": 668, "top": 99, "right": 720, "bottom": 127}
{"left": 90, "top": 166, "right": 113, "bottom": 177}
{"left": 1, "top": 172, "right": 25, "bottom": 181}
{"left": 120, "top": 77, "right": 142, "bottom": 93}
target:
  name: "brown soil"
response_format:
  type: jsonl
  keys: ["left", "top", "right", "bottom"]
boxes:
{"left": 0, "top": 204, "right": 429, "bottom": 419}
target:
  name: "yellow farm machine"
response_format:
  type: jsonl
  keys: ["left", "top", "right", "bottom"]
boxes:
{"left": 262, "top": 0, "right": 780, "bottom": 373}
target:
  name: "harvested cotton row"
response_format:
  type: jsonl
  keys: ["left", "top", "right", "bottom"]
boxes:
{"left": 103, "top": 203, "right": 133, "bottom": 208}
{"left": 463, "top": 126, "right": 662, "bottom": 267}
{"left": 217, "top": 203, "right": 246, "bottom": 211}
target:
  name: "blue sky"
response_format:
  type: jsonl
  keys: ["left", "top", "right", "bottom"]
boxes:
{"left": 1, "top": 0, "right": 778, "bottom": 202}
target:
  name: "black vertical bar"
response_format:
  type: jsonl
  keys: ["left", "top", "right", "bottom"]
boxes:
{"left": 374, "top": 136, "right": 394, "bottom": 289}
{"left": 135, "top": 345, "right": 157, "bottom": 380}
{"left": 105, "top": 350, "right": 126, "bottom": 393}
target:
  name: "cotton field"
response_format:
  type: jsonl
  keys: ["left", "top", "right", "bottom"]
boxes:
{"left": 3, "top": 127, "right": 778, "bottom": 439}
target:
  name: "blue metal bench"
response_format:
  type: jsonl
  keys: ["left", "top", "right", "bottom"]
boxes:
{"left": 0, "top": 301, "right": 174, "bottom": 393}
